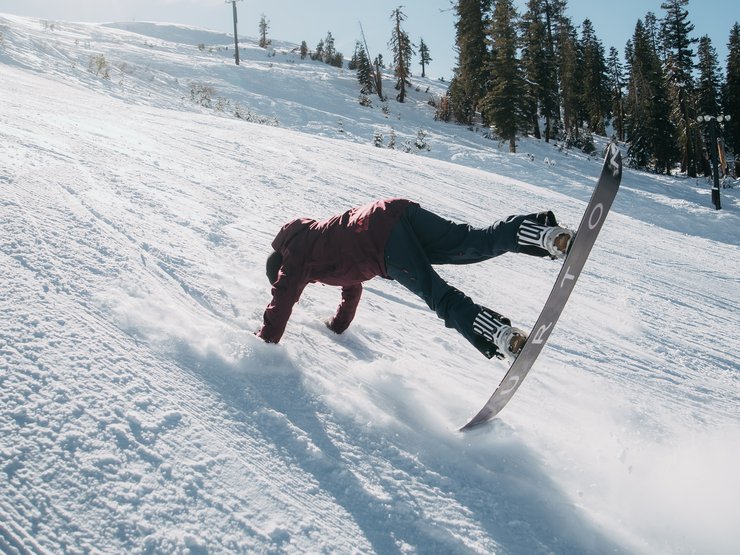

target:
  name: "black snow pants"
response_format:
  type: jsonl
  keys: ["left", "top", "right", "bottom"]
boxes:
{"left": 383, "top": 204, "right": 552, "bottom": 355}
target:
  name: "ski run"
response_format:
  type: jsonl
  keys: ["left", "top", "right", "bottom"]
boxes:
{"left": 1, "top": 13, "right": 739, "bottom": 555}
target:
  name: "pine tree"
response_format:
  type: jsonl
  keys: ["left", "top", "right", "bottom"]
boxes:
{"left": 520, "top": 0, "right": 549, "bottom": 139}
{"left": 434, "top": 93, "right": 453, "bottom": 122}
{"left": 696, "top": 36, "right": 723, "bottom": 176}
{"left": 607, "top": 46, "right": 626, "bottom": 141}
{"left": 348, "top": 42, "right": 361, "bottom": 70}
{"left": 300, "top": 41, "right": 308, "bottom": 60}
{"left": 374, "top": 55, "right": 385, "bottom": 99}
{"left": 312, "top": 39, "right": 324, "bottom": 62}
{"left": 624, "top": 19, "right": 676, "bottom": 173}
{"left": 580, "top": 19, "right": 610, "bottom": 134}
{"left": 696, "top": 36, "right": 722, "bottom": 116}
{"left": 625, "top": 37, "right": 652, "bottom": 169}
{"left": 389, "top": 7, "right": 415, "bottom": 103}
{"left": 418, "top": 38, "right": 432, "bottom": 78}
{"left": 323, "top": 31, "right": 343, "bottom": 67}
{"left": 558, "top": 16, "right": 583, "bottom": 144}
{"left": 359, "top": 22, "right": 384, "bottom": 100}
{"left": 258, "top": 15, "right": 271, "bottom": 49}
{"left": 448, "top": 0, "right": 491, "bottom": 124}
{"left": 323, "top": 31, "right": 336, "bottom": 64}
{"left": 480, "top": 0, "right": 528, "bottom": 152}
{"left": 541, "top": 0, "right": 567, "bottom": 139}
{"left": 724, "top": 22, "right": 740, "bottom": 154}
{"left": 660, "top": 0, "right": 699, "bottom": 176}
{"left": 644, "top": 12, "right": 664, "bottom": 61}
{"left": 356, "top": 45, "right": 375, "bottom": 94}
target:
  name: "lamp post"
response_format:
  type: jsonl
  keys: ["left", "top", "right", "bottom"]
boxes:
{"left": 696, "top": 113, "right": 732, "bottom": 210}
{"left": 226, "top": 0, "right": 243, "bottom": 65}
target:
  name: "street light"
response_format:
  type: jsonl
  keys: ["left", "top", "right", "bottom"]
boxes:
{"left": 696, "top": 113, "right": 732, "bottom": 210}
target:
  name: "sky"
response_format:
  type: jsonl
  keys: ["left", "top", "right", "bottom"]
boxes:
{"left": 0, "top": 0, "right": 736, "bottom": 80}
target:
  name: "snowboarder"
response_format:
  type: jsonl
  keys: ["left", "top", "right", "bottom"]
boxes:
{"left": 257, "top": 198, "right": 574, "bottom": 360}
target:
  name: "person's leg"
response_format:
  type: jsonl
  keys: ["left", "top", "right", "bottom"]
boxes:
{"left": 403, "top": 204, "right": 564, "bottom": 263}
{"left": 385, "top": 215, "right": 479, "bottom": 341}
{"left": 384, "top": 213, "right": 522, "bottom": 359}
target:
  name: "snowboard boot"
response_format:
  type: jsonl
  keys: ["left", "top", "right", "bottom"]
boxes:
{"left": 517, "top": 212, "right": 575, "bottom": 259}
{"left": 472, "top": 307, "right": 528, "bottom": 360}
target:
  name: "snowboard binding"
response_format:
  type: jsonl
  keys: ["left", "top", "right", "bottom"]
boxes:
{"left": 472, "top": 307, "right": 528, "bottom": 360}
{"left": 517, "top": 211, "right": 575, "bottom": 259}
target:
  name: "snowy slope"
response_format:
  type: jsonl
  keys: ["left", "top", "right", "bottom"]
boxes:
{"left": 1, "top": 13, "right": 739, "bottom": 555}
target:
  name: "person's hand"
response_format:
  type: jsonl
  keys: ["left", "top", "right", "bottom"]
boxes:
{"left": 325, "top": 318, "right": 342, "bottom": 334}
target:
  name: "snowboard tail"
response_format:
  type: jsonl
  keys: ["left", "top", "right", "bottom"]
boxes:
{"left": 460, "top": 143, "right": 623, "bottom": 431}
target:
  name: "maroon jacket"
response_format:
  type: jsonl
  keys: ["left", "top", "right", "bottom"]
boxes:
{"left": 258, "top": 198, "right": 413, "bottom": 343}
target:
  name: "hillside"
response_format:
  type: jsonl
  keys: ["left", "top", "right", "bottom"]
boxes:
{"left": 1, "top": 14, "right": 739, "bottom": 555}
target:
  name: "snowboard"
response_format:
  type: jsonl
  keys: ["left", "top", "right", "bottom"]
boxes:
{"left": 460, "top": 142, "right": 623, "bottom": 431}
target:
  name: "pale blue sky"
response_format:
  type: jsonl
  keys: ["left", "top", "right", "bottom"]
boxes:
{"left": 1, "top": 0, "right": 736, "bottom": 79}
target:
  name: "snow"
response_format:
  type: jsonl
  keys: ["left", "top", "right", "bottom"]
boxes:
{"left": 1, "top": 12, "right": 739, "bottom": 554}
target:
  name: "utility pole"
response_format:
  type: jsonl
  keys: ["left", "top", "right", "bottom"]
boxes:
{"left": 226, "top": 0, "right": 243, "bottom": 65}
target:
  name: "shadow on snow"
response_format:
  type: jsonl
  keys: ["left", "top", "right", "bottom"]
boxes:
{"left": 171, "top": 339, "right": 627, "bottom": 554}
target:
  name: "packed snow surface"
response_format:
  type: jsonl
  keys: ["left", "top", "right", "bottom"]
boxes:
{"left": 1, "top": 13, "right": 739, "bottom": 555}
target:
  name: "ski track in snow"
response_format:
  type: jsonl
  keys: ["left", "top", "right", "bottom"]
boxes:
{"left": 1, "top": 13, "right": 739, "bottom": 555}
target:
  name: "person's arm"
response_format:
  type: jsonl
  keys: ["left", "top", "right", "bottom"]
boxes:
{"left": 326, "top": 284, "right": 363, "bottom": 334}
{"left": 257, "top": 265, "right": 306, "bottom": 343}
